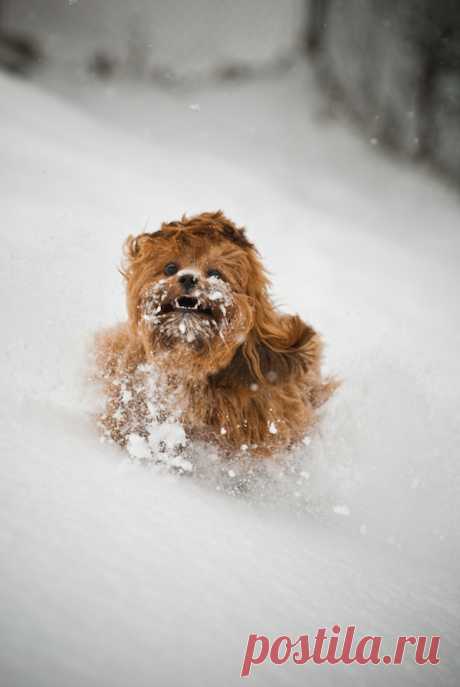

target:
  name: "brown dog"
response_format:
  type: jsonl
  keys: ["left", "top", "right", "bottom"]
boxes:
{"left": 94, "top": 211, "right": 337, "bottom": 458}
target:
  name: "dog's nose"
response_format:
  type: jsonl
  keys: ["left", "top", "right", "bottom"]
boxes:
{"left": 178, "top": 273, "right": 198, "bottom": 292}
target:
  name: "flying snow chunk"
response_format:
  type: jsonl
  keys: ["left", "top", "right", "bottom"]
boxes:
{"left": 170, "top": 456, "right": 193, "bottom": 473}
{"left": 148, "top": 420, "right": 187, "bottom": 453}
{"left": 333, "top": 504, "right": 351, "bottom": 517}
{"left": 127, "top": 434, "right": 151, "bottom": 460}
{"left": 189, "top": 103, "right": 200, "bottom": 112}
{"left": 121, "top": 389, "right": 132, "bottom": 404}
{"left": 268, "top": 422, "right": 277, "bottom": 434}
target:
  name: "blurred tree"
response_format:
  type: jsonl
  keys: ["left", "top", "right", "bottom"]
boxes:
{"left": 306, "top": 0, "right": 460, "bottom": 185}
{"left": 0, "top": 0, "right": 41, "bottom": 75}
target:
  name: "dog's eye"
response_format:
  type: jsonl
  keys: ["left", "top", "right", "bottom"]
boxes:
{"left": 207, "top": 268, "right": 223, "bottom": 280}
{"left": 164, "top": 262, "right": 179, "bottom": 276}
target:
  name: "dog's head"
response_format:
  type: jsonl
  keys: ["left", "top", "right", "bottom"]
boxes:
{"left": 123, "top": 211, "right": 319, "bottom": 381}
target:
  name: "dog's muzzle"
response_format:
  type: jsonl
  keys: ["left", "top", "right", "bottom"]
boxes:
{"left": 141, "top": 277, "right": 234, "bottom": 344}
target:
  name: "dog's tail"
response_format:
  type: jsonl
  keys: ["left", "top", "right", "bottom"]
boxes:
{"left": 310, "top": 376, "right": 341, "bottom": 408}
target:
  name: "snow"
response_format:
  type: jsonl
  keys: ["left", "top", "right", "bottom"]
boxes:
{"left": 140, "top": 274, "right": 232, "bottom": 351}
{"left": 1, "top": 62, "right": 460, "bottom": 686}
{"left": 3, "top": 0, "right": 305, "bottom": 77}
{"left": 333, "top": 504, "right": 351, "bottom": 517}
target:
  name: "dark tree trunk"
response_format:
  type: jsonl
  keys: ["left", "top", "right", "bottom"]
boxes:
{"left": 306, "top": 0, "right": 460, "bottom": 187}
{"left": 0, "top": 0, "right": 41, "bottom": 75}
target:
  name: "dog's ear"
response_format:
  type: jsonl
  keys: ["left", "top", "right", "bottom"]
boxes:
{"left": 237, "top": 249, "right": 321, "bottom": 384}
{"left": 120, "top": 233, "right": 155, "bottom": 280}
{"left": 243, "top": 300, "right": 322, "bottom": 384}
{"left": 120, "top": 233, "right": 158, "bottom": 330}
{"left": 125, "top": 234, "right": 141, "bottom": 259}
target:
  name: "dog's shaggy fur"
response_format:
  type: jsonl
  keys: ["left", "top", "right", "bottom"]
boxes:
{"left": 94, "top": 211, "right": 337, "bottom": 457}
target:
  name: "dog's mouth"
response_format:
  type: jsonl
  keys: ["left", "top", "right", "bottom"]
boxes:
{"left": 142, "top": 281, "right": 234, "bottom": 346}
{"left": 160, "top": 296, "right": 214, "bottom": 318}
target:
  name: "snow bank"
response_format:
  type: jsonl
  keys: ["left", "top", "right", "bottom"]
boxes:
{"left": 1, "top": 67, "right": 460, "bottom": 686}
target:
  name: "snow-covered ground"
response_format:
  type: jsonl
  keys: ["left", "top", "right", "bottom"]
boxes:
{"left": 1, "top": 63, "right": 460, "bottom": 686}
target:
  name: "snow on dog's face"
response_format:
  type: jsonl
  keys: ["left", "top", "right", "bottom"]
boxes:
{"left": 122, "top": 212, "right": 266, "bottom": 378}
{"left": 141, "top": 271, "right": 233, "bottom": 348}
